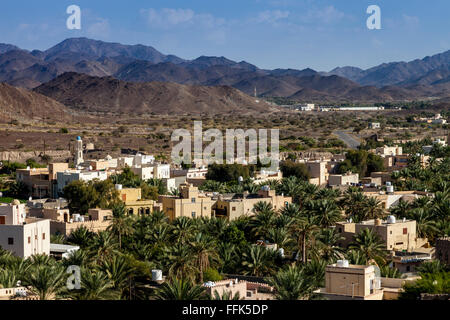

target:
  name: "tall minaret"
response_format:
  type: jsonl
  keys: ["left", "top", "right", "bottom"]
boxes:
{"left": 254, "top": 86, "right": 257, "bottom": 98}
{"left": 75, "top": 136, "right": 84, "bottom": 166}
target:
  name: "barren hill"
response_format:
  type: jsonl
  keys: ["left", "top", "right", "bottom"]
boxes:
{"left": 34, "top": 72, "right": 279, "bottom": 115}
{"left": 0, "top": 82, "right": 70, "bottom": 121}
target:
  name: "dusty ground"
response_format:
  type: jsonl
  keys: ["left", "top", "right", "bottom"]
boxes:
{"left": 0, "top": 109, "right": 447, "bottom": 162}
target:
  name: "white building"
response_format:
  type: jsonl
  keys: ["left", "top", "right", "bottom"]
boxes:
{"left": 133, "top": 154, "right": 155, "bottom": 167}
{"left": 0, "top": 201, "right": 50, "bottom": 258}
{"left": 56, "top": 170, "right": 108, "bottom": 194}
{"left": 131, "top": 166, "right": 154, "bottom": 181}
{"left": 152, "top": 164, "right": 170, "bottom": 179}
{"left": 298, "top": 103, "right": 315, "bottom": 111}
{"left": 117, "top": 157, "right": 134, "bottom": 168}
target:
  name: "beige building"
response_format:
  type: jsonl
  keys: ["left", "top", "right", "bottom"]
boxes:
{"left": 328, "top": 173, "right": 359, "bottom": 187}
{"left": 316, "top": 261, "right": 383, "bottom": 300}
{"left": 159, "top": 183, "right": 215, "bottom": 220}
{"left": 117, "top": 187, "right": 157, "bottom": 216}
{"left": 376, "top": 146, "right": 403, "bottom": 156}
{"left": 213, "top": 187, "right": 292, "bottom": 220}
{"left": 204, "top": 279, "right": 274, "bottom": 300}
{"left": 305, "top": 160, "right": 328, "bottom": 186}
{"left": 41, "top": 208, "right": 113, "bottom": 236}
{"left": 336, "top": 216, "right": 425, "bottom": 252}
{"left": 0, "top": 201, "right": 50, "bottom": 258}
{"left": 16, "top": 163, "right": 70, "bottom": 199}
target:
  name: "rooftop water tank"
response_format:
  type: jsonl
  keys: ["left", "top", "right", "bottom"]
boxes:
{"left": 387, "top": 215, "right": 396, "bottom": 224}
{"left": 76, "top": 136, "right": 81, "bottom": 141}
{"left": 152, "top": 270, "right": 163, "bottom": 281}
{"left": 337, "top": 260, "right": 349, "bottom": 268}
{"left": 115, "top": 184, "right": 123, "bottom": 191}
{"left": 387, "top": 186, "right": 394, "bottom": 193}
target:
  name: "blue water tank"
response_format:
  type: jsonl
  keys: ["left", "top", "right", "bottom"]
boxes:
{"left": 76, "top": 136, "right": 81, "bottom": 141}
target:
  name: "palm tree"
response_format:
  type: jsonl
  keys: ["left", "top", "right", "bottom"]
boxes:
{"left": 306, "top": 199, "right": 341, "bottom": 227}
{"left": 67, "top": 226, "right": 95, "bottom": 248}
{"left": 0, "top": 269, "right": 17, "bottom": 288}
{"left": 24, "top": 265, "right": 67, "bottom": 300}
{"left": 379, "top": 265, "right": 401, "bottom": 278}
{"left": 108, "top": 205, "right": 134, "bottom": 249}
{"left": 408, "top": 208, "right": 438, "bottom": 239}
{"left": 291, "top": 214, "right": 320, "bottom": 264}
{"left": 154, "top": 278, "right": 207, "bottom": 300}
{"left": 266, "top": 265, "right": 313, "bottom": 300}
{"left": 217, "top": 243, "right": 238, "bottom": 274}
{"left": 100, "top": 255, "right": 134, "bottom": 298}
{"left": 349, "top": 228, "right": 387, "bottom": 265}
{"left": 267, "top": 227, "right": 293, "bottom": 249}
{"left": 163, "top": 244, "right": 198, "bottom": 282}
{"left": 241, "top": 245, "right": 275, "bottom": 277}
{"left": 90, "top": 231, "right": 119, "bottom": 262}
{"left": 69, "top": 269, "right": 120, "bottom": 300}
{"left": 390, "top": 199, "right": 411, "bottom": 218}
{"left": 250, "top": 204, "right": 276, "bottom": 239}
{"left": 210, "top": 290, "right": 242, "bottom": 300}
{"left": 190, "top": 233, "right": 220, "bottom": 283}
{"left": 171, "top": 217, "right": 195, "bottom": 244}
{"left": 314, "top": 228, "right": 344, "bottom": 262}
{"left": 363, "top": 197, "right": 385, "bottom": 220}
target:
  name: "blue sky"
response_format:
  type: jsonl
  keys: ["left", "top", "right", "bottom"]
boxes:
{"left": 1, "top": 0, "right": 449, "bottom": 71}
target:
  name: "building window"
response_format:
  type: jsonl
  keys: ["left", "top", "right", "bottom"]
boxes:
{"left": 42, "top": 233, "right": 46, "bottom": 240}
{"left": 232, "top": 207, "right": 236, "bottom": 211}
{"left": 191, "top": 198, "right": 196, "bottom": 203}
{"left": 192, "top": 212, "right": 196, "bottom": 218}
{"left": 390, "top": 231, "right": 392, "bottom": 234}
{"left": 8, "top": 238, "right": 14, "bottom": 245}
{"left": 403, "top": 228, "right": 407, "bottom": 235}
{"left": 28, "top": 237, "right": 31, "bottom": 244}
{"left": 35, "top": 235, "right": 38, "bottom": 240}
{"left": 406, "top": 266, "right": 410, "bottom": 272}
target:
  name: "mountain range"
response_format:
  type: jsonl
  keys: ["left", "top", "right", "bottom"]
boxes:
{"left": 0, "top": 37, "right": 449, "bottom": 106}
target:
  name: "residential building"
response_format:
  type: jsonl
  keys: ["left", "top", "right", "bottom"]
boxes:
{"left": 117, "top": 186, "right": 157, "bottom": 216}
{"left": 47, "top": 208, "right": 113, "bottom": 236}
{"left": 369, "top": 122, "right": 381, "bottom": 129}
{"left": 302, "top": 160, "right": 328, "bottom": 186}
{"left": 213, "top": 187, "right": 292, "bottom": 220}
{"left": 315, "top": 260, "right": 384, "bottom": 300}
{"left": 0, "top": 201, "right": 50, "bottom": 258}
{"left": 56, "top": 169, "right": 108, "bottom": 195}
{"left": 203, "top": 279, "right": 274, "bottom": 300}
{"left": 159, "top": 183, "right": 215, "bottom": 220}
{"left": 336, "top": 216, "right": 426, "bottom": 252}
{"left": 328, "top": 173, "right": 359, "bottom": 187}
{"left": 376, "top": 146, "right": 403, "bottom": 156}
{"left": 391, "top": 250, "right": 433, "bottom": 273}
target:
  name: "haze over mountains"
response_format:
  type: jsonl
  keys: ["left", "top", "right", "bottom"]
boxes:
{"left": 0, "top": 37, "right": 449, "bottom": 107}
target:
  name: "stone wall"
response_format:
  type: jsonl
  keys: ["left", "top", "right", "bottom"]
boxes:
{"left": 0, "top": 150, "right": 71, "bottom": 163}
